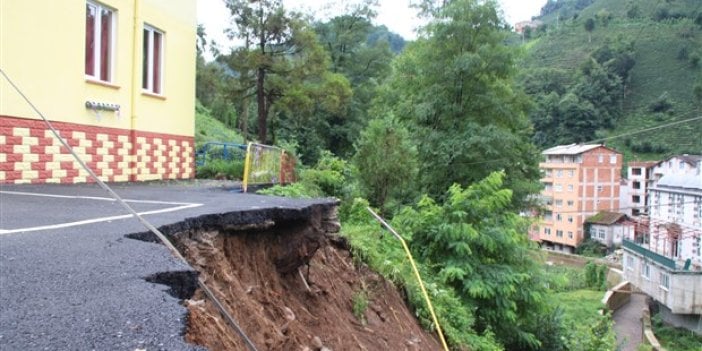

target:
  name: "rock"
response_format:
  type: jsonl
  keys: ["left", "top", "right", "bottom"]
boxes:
{"left": 283, "top": 306, "right": 296, "bottom": 321}
{"left": 311, "top": 336, "right": 324, "bottom": 349}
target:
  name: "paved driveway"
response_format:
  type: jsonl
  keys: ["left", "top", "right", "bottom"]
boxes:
{"left": 0, "top": 181, "right": 331, "bottom": 350}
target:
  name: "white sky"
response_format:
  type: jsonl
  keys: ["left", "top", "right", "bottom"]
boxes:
{"left": 197, "top": 0, "right": 545, "bottom": 55}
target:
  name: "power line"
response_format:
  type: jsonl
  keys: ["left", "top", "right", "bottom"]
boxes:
{"left": 588, "top": 115, "right": 702, "bottom": 144}
{"left": 451, "top": 114, "right": 702, "bottom": 166}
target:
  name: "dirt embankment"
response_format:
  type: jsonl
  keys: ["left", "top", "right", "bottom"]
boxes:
{"left": 172, "top": 205, "right": 441, "bottom": 351}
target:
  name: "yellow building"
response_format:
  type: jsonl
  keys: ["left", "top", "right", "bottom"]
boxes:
{"left": 1, "top": 0, "right": 196, "bottom": 183}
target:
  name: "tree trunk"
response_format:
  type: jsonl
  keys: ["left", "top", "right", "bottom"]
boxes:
{"left": 240, "top": 96, "right": 249, "bottom": 140}
{"left": 257, "top": 67, "right": 267, "bottom": 143}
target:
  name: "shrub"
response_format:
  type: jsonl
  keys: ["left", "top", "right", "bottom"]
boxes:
{"left": 196, "top": 159, "right": 245, "bottom": 180}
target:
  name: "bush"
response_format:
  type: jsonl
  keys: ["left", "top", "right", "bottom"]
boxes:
{"left": 576, "top": 238, "right": 608, "bottom": 257}
{"left": 256, "top": 183, "right": 320, "bottom": 198}
{"left": 196, "top": 159, "right": 245, "bottom": 180}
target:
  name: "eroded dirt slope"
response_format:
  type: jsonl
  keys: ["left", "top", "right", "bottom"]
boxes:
{"left": 174, "top": 206, "right": 441, "bottom": 351}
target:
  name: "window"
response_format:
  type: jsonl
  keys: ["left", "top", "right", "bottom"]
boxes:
{"left": 633, "top": 181, "right": 641, "bottom": 190}
{"left": 568, "top": 170, "right": 575, "bottom": 177}
{"left": 85, "top": 1, "right": 114, "bottom": 82}
{"left": 659, "top": 272, "right": 670, "bottom": 290}
{"left": 567, "top": 216, "right": 573, "bottom": 223}
{"left": 544, "top": 228, "right": 551, "bottom": 236}
{"left": 610, "top": 155, "right": 617, "bottom": 164}
{"left": 626, "top": 256, "right": 634, "bottom": 271}
{"left": 632, "top": 168, "right": 642, "bottom": 176}
{"left": 642, "top": 262, "right": 650, "bottom": 279}
{"left": 597, "top": 185, "right": 603, "bottom": 192}
{"left": 555, "top": 200, "right": 563, "bottom": 207}
{"left": 632, "top": 195, "right": 640, "bottom": 204}
{"left": 567, "top": 184, "right": 574, "bottom": 192}
{"left": 555, "top": 184, "right": 563, "bottom": 192}
{"left": 567, "top": 200, "right": 574, "bottom": 207}
{"left": 556, "top": 213, "right": 562, "bottom": 221}
{"left": 679, "top": 161, "right": 685, "bottom": 169}
{"left": 556, "top": 230, "right": 563, "bottom": 238}
{"left": 544, "top": 211, "right": 553, "bottom": 221}
{"left": 556, "top": 170, "right": 563, "bottom": 178}
{"left": 567, "top": 231, "right": 573, "bottom": 239}
{"left": 598, "top": 229, "right": 605, "bottom": 239}
{"left": 143, "top": 25, "right": 164, "bottom": 94}
{"left": 598, "top": 154, "right": 604, "bottom": 163}
{"left": 544, "top": 182, "right": 553, "bottom": 191}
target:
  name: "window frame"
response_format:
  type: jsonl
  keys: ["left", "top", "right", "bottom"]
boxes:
{"left": 659, "top": 272, "right": 670, "bottom": 290}
{"left": 642, "top": 262, "right": 650, "bottom": 280}
{"left": 142, "top": 24, "right": 165, "bottom": 95}
{"left": 85, "top": 1, "right": 116, "bottom": 83}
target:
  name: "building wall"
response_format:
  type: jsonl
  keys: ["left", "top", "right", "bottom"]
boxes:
{"left": 538, "top": 146, "right": 622, "bottom": 250}
{"left": 0, "top": 0, "right": 196, "bottom": 184}
{"left": 624, "top": 250, "right": 702, "bottom": 315}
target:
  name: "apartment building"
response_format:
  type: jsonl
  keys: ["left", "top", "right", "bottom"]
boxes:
{"left": 537, "top": 144, "right": 622, "bottom": 253}
{"left": 620, "top": 161, "right": 658, "bottom": 217}
{"left": 0, "top": 0, "right": 197, "bottom": 184}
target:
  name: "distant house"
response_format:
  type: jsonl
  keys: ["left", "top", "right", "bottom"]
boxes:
{"left": 0, "top": 0, "right": 197, "bottom": 184}
{"left": 535, "top": 144, "right": 622, "bottom": 253}
{"left": 585, "top": 211, "right": 634, "bottom": 248}
{"left": 514, "top": 20, "right": 543, "bottom": 34}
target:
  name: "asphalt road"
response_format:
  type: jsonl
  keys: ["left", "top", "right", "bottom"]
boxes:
{"left": 0, "top": 181, "right": 333, "bottom": 350}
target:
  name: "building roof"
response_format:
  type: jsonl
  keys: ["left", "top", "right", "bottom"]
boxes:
{"left": 585, "top": 211, "right": 627, "bottom": 225}
{"left": 657, "top": 174, "right": 702, "bottom": 190}
{"left": 628, "top": 161, "right": 658, "bottom": 168}
{"left": 542, "top": 144, "right": 605, "bottom": 155}
{"left": 657, "top": 154, "right": 702, "bottom": 167}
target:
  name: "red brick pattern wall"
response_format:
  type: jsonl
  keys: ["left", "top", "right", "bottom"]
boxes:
{"left": 0, "top": 116, "right": 193, "bottom": 184}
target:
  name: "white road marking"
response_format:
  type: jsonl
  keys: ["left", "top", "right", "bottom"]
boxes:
{"left": 0, "top": 190, "right": 195, "bottom": 206}
{"left": 0, "top": 204, "right": 202, "bottom": 235}
{"left": 0, "top": 190, "right": 203, "bottom": 235}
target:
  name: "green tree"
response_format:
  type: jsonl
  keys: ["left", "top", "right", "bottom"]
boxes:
{"left": 313, "top": 1, "right": 396, "bottom": 157}
{"left": 353, "top": 116, "right": 418, "bottom": 212}
{"left": 378, "top": 0, "right": 541, "bottom": 206}
{"left": 394, "top": 172, "right": 557, "bottom": 350}
{"left": 584, "top": 18, "right": 595, "bottom": 43}
{"left": 224, "top": 0, "right": 351, "bottom": 144}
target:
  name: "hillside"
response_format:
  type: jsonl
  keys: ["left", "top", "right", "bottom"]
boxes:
{"left": 519, "top": 0, "right": 702, "bottom": 161}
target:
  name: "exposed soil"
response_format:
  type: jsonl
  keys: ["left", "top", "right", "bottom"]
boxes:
{"left": 171, "top": 205, "right": 442, "bottom": 351}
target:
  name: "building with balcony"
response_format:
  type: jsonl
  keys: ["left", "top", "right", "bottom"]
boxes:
{"left": 623, "top": 162, "right": 702, "bottom": 333}
{"left": 1, "top": 0, "right": 197, "bottom": 184}
{"left": 620, "top": 161, "right": 658, "bottom": 217}
{"left": 536, "top": 144, "right": 622, "bottom": 253}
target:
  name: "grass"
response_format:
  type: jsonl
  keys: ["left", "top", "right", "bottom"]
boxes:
{"left": 651, "top": 315, "right": 702, "bottom": 351}
{"left": 195, "top": 101, "right": 244, "bottom": 149}
{"left": 552, "top": 289, "right": 605, "bottom": 324}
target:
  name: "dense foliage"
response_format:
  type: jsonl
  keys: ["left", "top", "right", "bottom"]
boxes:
{"left": 520, "top": 0, "right": 702, "bottom": 157}
{"left": 377, "top": 0, "right": 541, "bottom": 206}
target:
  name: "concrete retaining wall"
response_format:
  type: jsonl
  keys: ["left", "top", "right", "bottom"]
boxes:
{"left": 603, "top": 281, "right": 631, "bottom": 311}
